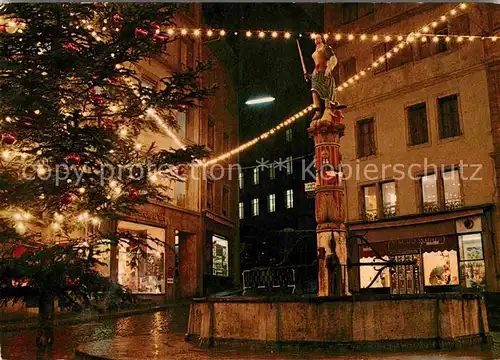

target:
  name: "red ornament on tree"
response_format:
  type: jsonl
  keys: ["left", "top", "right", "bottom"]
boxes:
{"left": 2, "top": 132, "right": 16, "bottom": 145}
{"left": 176, "top": 165, "right": 186, "bottom": 176}
{"left": 103, "top": 118, "right": 116, "bottom": 132}
{"left": 152, "top": 34, "right": 167, "bottom": 44}
{"left": 65, "top": 153, "right": 81, "bottom": 166}
{"left": 150, "top": 22, "right": 160, "bottom": 31}
{"left": 134, "top": 27, "right": 148, "bottom": 37}
{"left": 112, "top": 13, "right": 124, "bottom": 22}
{"left": 13, "top": 245, "right": 28, "bottom": 258}
{"left": 91, "top": 95, "right": 103, "bottom": 105}
{"left": 127, "top": 186, "right": 139, "bottom": 201}
{"left": 0, "top": 25, "right": 6, "bottom": 32}
{"left": 60, "top": 193, "right": 73, "bottom": 206}
{"left": 62, "top": 42, "right": 79, "bottom": 53}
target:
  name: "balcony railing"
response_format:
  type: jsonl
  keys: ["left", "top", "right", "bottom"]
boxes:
{"left": 363, "top": 209, "right": 378, "bottom": 222}
{"left": 445, "top": 198, "right": 463, "bottom": 210}
{"left": 382, "top": 204, "right": 397, "bottom": 218}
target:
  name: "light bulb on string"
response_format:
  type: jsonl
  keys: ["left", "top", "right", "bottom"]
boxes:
{"left": 207, "top": 29, "right": 213, "bottom": 37}
{"left": 259, "top": 31, "right": 265, "bottom": 38}
{"left": 348, "top": 34, "right": 354, "bottom": 41}
{"left": 271, "top": 31, "right": 278, "bottom": 38}
{"left": 360, "top": 34, "right": 367, "bottom": 41}
{"left": 284, "top": 32, "right": 291, "bottom": 39}
{"left": 246, "top": 31, "right": 252, "bottom": 37}
{"left": 219, "top": 30, "right": 226, "bottom": 36}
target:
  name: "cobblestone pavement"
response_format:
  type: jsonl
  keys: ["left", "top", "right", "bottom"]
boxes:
{"left": 0, "top": 308, "right": 498, "bottom": 360}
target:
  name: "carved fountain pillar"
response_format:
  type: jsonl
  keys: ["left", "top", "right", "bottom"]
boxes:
{"left": 308, "top": 109, "right": 350, "bottom": 297}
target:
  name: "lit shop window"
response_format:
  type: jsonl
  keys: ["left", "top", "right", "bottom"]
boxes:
{"left": 117, "top": 221, "right": 165, "bottom": 294}
{"left": 212, "top": 235, "right": 229, "bottom": 277}
{"left": 421, "top": 173, "right": 438, "bottom": 212}
{"left": 459, "top": 233, "right": 486, "bottom": 289}
{"left": 360, "top": 257, "right": 390, "bottom": 289}
{"left": 423, "top": 250, "right": 459, "bottom": 286}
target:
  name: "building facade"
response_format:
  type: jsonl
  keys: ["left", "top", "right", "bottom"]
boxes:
{"left": 325, "top": 3, "right": 500, "bottom": 293}
{"left": 101, "top": 5, "right": 239, "bottom": 300}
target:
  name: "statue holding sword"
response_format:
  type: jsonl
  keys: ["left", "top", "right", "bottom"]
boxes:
{"left": 297, "top": 35, "right": 345, "bottom": 121}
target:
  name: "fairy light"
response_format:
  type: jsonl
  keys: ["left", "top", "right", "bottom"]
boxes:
{"left": 335, "top": 34, "right": 342, "bottom": 41}
{"left": 193, "top": 29, "right": 201, "bottom": 36}
{"left": 207, "top": 29, "right": 213, "bottom": 37}
{"left": 450, "top": 9, "right": 457, "bottom": 15}
{"left": 323, "top": 33, "right": 329, "bottom": 40}
{"left": 422, "top": 26, "right": 430, "bottom": 33}
{"left": 167, "top": 28, "right": 174, "bottom": 36}
{"left": 310, "top": 33, "right": 316, "bottom": 40}
{"left": 372, "top": 35, "right": 379, "bottom": 41}
{"left": 219, "top": 30, "right": 226, "bottom": 36}
{"left": 272, "top": 31, "right": 278, "bottom": 38}
{"left": 202, "top": 105, "right": 314, "bottom": 167}
{"left": 360, "top": 34, "right": 367, "bottom": 41}
{"left": 432, "top": 22, "right": 438, "bottom": 28}
{"left": 181, "top": 28, "right": 187, "bottom": 35}
{"left": 419, "top": 35, "right": 426, "bottom": 42}
{"left": 284, "top": 32, "right": 291, "bottom": 39}
{"left": 259, "top": 31, "right": 265, "bottom": 38}
{"left": 246, "top": 31, "right": 252, "bottom": 37}
{"left": 146, "top": 108, "right": 186, "bottom": 150}
{"left": 78, "top": 187, "right": 86, "bottom": 194}
{"left": 384, "top": 35, "right": 391, "bottom": 42}
{"left": 134, "top": 143, "right": 142, "bottom": 151}
{"left": 348, "top": 34, "right": 354, "bottom": 41}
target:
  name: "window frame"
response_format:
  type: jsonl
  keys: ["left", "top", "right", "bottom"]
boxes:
{"left": 253, "top": 167, "right": 259, "bottom": 185}
{"left": 437, "top": 93, "right": 462, "bottom": 141}
{"left": 285, "top": 128, "right": 293, "bottom": 142}
{"left": 417, "top": 166, "right": 463, "bottom": 213}
{"left": 239, "top": 202, "right": 244, "bottom": 220}
{"left": 406, "top": 102, "right": 430, "bottom": 147}
{"left": 239, "top": 170, "right": 244, "bottom": 189}
{"left": 360, "top": 180, "right": 398, "bottom": 221}
{"left": 356, "top": 117, "right": 377, "bottom": 158}
{"left": 286, "top": 156, "right": 293, "bottom": 175}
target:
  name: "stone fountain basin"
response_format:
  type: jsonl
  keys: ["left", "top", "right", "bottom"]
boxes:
{"left": 186, "top": 293, "right": 490, "bottom": 352}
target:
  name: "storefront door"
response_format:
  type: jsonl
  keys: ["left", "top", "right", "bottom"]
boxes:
{"left": 390, "top": 250, "right": 423, "bottom": 295}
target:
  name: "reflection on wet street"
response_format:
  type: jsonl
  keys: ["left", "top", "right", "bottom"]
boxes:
{"left": 0, "top": 307, "right": 499, "bottom": 360}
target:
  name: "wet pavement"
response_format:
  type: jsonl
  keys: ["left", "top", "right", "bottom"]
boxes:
{"left": 0, "top": 307, "right": 499, "bottom": 360}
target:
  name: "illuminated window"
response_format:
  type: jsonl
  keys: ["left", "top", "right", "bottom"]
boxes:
{"left": 381, "top": 181, "right": 397, "bottom": 218}
{"left": 239, "top": 202, "right": 244, "bottom": 219}
{"left": 286, "top": 156, "right": 293, "bottom": 175}
{"left": 251, "top": 198, "right": 259, "bottom": 216}
{"left": 253, "top": 167, "right": 259, "bottom": 185}
{"left": 443, "top": 169, "right": 461, "bottom": 210}
{"left": 117, "top": 221, "right": 165, "bottom": 294}
{"left": 286, "top": 128, "right": 293, "bottom": 142}
{"left": 362, "top": 184, "right": 378, "bottom": 221}
{"left": 212, "top": 235, "right": 229, "bottom": 277}
{"left": 421, "top": 173, "right": 438, "bottom": 212}
{"left": 286, "top": 189, "right": 294, "bottom": 209}
{"left": 268, "top": 194, "right": 276, "bottom": 212}
{"left": 239, "top": 170, "right": 244, "bottom": 189}
{"left": 459, "top": 233, "right": 485, "bottom": 289}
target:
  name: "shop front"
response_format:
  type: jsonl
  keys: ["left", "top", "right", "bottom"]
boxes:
{"left": 203, "top": 211, "right": 239, "bottom": 295}
{"left": 349, "top": 206, "right": 491, "bottom": 294}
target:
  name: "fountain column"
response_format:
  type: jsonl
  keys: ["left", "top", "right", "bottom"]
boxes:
{"left": 308, "top": 108, "right": 350, "bottom": 296}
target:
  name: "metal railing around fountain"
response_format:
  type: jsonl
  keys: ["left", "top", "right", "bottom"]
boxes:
{"left": 242, "top": 263, "right": 318, "bottom": 296}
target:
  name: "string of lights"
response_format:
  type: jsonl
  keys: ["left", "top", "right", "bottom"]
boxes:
{"left": 337, "top": 3, "right": 473, "bottom": 92}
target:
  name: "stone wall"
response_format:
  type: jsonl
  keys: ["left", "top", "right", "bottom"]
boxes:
{"left": 187, "top": 294, "right": 489, "bottom": 351}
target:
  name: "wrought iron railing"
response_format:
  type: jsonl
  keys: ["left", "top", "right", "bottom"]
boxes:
{"left": 382, "top": 204, "right": 397, "bottom": 218}
{"left": 445, "top": 198, "right": 463, "bottom": 210}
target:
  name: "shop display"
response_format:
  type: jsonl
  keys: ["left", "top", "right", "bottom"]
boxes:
{"left": 423, "top": 250, "right": 459, "bottom": 286}
{"left": 212, "top": 235, "right": 229, "bottom": 277}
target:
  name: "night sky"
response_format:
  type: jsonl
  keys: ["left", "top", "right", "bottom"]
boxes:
{"left": 203, "top": 4, "right": 324, "bottom": 142}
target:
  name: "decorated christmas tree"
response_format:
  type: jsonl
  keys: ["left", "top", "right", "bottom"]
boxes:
{"left": 0, "top": 3, "right": 211, "bottom": 350}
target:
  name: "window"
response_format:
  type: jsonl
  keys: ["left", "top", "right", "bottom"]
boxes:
{"left": 341, "top": 57, "right": 356, "bottom": 82}
{"left": 435, "top": 22, "right": 449, "bottom": 53}
{"left": 450, "top": 14, "right": 470, "bottom": 37}
{"left": 239, "top": 202, "right": 244, "bottom": 219}
{"left": 286, "top": 156, "right": 293, "bottom": 174}
{"left": 356, "top": 118, "right": 376, "bottom": 158}
{"left": 407, "top": 103, "right": 429, "bottom": 146}
{"left": 251, "top": 198, "right": 259, "bottom": 216}
{"left": 181, "top": 39, "right": 195, "bottom": 69}
{"left": 373, "top": 41, "right": 412, "bottom": 72}
{"left": 176, "top": 112, "right": 187, "bottom": 139}
{"left": 373, "top": 43, "right": 388, "bottom": 74}
{"left": 420, "top": 169, "right": 462, "bottom": 213}
{"left": 268, "top": 194, "right": 276, "bottom": 213}
{"left": 222, "top": 187, "right": 229, "bottom": 217}
{"left": 459, "top": 233, "right": 485, "bottom": 289}
{"left": 443, "top": 169, "right": 461, "bottom": 210}
{"left": 342, "top": 3, "right": 359, "bottom": 23}
{"left": 253, "top": 167, "right": 259, "bottom": 185}
{"left": 421, "top": 173, "right": 438, "bottom": 213}
{"left": 361, "top": 181, "right": 397, "bottom": 221}
{"left": 239, "top": 171, "right": 244, "bottom": 189}
{"left": 286, "top": 189, "right": 294, "bottom": 209}
{"left": 117, "top": 221, "right": 165, "bottom": 294}
{"left": 223, "top": 133, "right": 229, "bottom": 153}
{"left": 381, "top": 182, "right": 397, "bottom": 218}
{"left": 286, "top": 128, "right": 293, "bottom": 142}
{"left": 212, "top": 235, "right": 229, "bottom": 277}
{"left": 269, "top": 164, "right": 276, "bottom": 179}
{"left": 207, "top": 117, "right": 215, "bottom": 149}
{"left": 438, "top": 94, "right": 461, "bottom": 139}
{"left": 207, "top": 180, "right": 214, "bottom": 210}
{"left": 362, "top": 184, "right": 378, "bottom": 221}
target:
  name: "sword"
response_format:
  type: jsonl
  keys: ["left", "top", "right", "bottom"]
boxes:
{"left": 296, "top": 39, "right": 308, "bottom": 82}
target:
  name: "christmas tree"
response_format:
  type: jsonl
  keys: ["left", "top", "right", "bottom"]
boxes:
{"left": 0, "top": 3, "right": 212, "bottom": 350}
